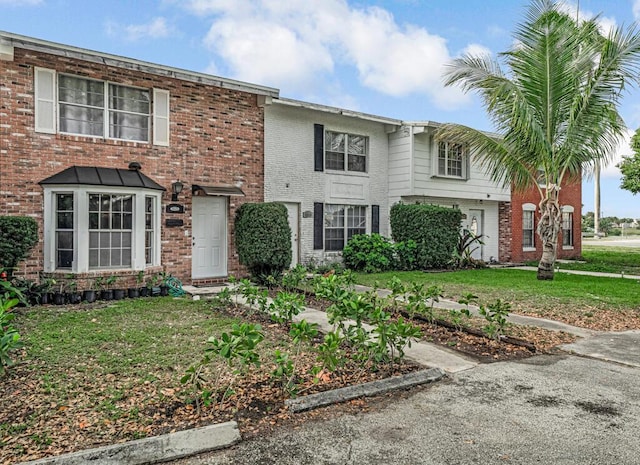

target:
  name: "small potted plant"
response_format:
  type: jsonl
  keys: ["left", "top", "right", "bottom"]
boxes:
{"left": 66, "top": 276, "right": 82, "bottom": 304}
{"left": 147, "top": 274, "right": 161, "bottom": 297}
{"left": 38, "top": 277, "right": 56, "bottom": 305}
{"left": 83, "top": 278, "right": 98, "bottom": 303}
{"left": 52, "top": 280, "right": 66, "bottom": 305}
{"left": 137, "top": 271, "right": 149, "bottom": 297}
{"left": 159, "top": 271, "right": 170, "bottom": 297}
{"left": 95, "top": 276, "right": 112, "bottom": 301}
{"left": 110, "top": 276, "right": 126, "bottom": 300}
{"left": 128, "top": 271, "right": 142, "bottom": 298}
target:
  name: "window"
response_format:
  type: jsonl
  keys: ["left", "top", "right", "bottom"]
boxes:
{"left": 44, "top": 187, "right": 161, "bottom": 272}
{"left": 88, "top": 194, "right": 133, "bottom": 269}
{"left": 55, "top": 193, "right": 74, "bottom": 269}
{"left": 437, "top": 141, "right": 467, "bottom": 178}
{"left": 34, "top": 68, "right": 169, "bottom": 145}
{"left": 324, "top": 205, "right": 366, "bottom": 251}
{"left": 58, "top": 75, "right": 150, "bottom": 142}
{"left": 522, "top": 203, "right": 536, "bottom": 249}
{"left": 325, "top": 131, "right": 367, "bottom": 172}
{"left": 562, "top": 207, "right": 574, "bottom": 247}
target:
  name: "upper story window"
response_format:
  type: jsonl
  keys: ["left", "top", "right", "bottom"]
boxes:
{"left": 35, "top": 68, "right": 169, "bottom": 146}
{"left": 437, "top": 141, "right": 467, "bottom": 178}
{"left": 325, "top": 131, "right": 368, "bottom": 172}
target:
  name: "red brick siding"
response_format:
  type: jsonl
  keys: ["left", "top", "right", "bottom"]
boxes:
{"left": 498, "top": 201, "right": 512, "bottom": 262}
{"left": 0, "top": 47, "right": 264, "bottom": 286}
{"left": 508, "top": 179, "right": 582, "bottom": 263}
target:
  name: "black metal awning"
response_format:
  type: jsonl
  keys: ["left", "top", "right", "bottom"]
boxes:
{"left": 39, "top": 166, "right": 165, "bottom": 191}
{"left": 192, "top": 184, "right": 245, "bottom": 196}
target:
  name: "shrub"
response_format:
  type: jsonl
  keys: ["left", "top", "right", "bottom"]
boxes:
{"left": 235, "top": 203, "right": 291, "bottom": 283}
{"left": 0, "top": 216, "right": 38, "bottom": 277}
{"left": 390, "top": 203, "right": 462, "bottom": 269}
{"left": 343, "top": 234, "right": 395, "bottom": 273}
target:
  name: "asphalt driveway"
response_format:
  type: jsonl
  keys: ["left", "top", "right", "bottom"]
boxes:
{"left": 174, "top": 354, "right": 640, "bottom": 465}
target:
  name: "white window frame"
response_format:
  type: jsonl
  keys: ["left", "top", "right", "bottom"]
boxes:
{"left": 522, "top": 203, "right": 536, "bottom": 251}
{"left": 58, "top": 74, "right": 151, "bottom": 142}
{"left": 42, "top": 186, "right": 162, "bottom": 273}
{"left": 436, "top": 141, "right": 468, "bottom": 179}
{"left": 324, "top": 204, "right": 367, "bottom": 251}
{"left": 562, "top": 205, "right": 574, "bottom": 249}
{"left": 34, "top": 67, "right": 169, "bottom": 145}
{"left": 324, "top": 131, "right": 368, "bottom": 173}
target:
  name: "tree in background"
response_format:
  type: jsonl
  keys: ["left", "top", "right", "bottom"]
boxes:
{"left": 438, "top": 0, "right": 640, "bottom": 280}
{"left": 618, "top": 128, "right": 640, "bottom": 195}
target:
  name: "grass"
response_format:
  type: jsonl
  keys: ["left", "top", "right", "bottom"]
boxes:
{"left": 526, "top": 244, "right": 640, "bottom": 275}
{"left": 354, "top": 268, "right": 640, "bottom": 330}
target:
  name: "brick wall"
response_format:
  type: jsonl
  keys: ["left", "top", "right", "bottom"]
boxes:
{"left": 508, "top": 178, "right": 582, "bottom": 263}
{"left": 0, "top": 47, "right": 265, "bottom": 286}
{"left": 498, "top": 201, "right": 512, "bottom": 262}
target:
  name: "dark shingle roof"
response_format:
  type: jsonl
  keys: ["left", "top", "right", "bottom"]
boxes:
{"left": 39, "top": 166, "right": 165, "bottom": 191}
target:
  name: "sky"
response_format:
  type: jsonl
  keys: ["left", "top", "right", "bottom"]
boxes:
{"left": 2, "top": 0, "right": 640, "bottom": 218}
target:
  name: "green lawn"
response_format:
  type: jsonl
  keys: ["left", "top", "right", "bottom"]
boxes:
{"left": 354, "top": 268, "right": 640, "bottom": 321}
{"left": 529, "top": 244, "right": 640, "bottom": 275}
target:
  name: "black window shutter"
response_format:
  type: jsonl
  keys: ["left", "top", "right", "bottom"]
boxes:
{"left": 313, "top": 202, "right": 324, "bottom": 250}
{"left": 314, "top": 124, "right": 324, "bottom": 171}
{"left": 371, "top": 205, "right": 380, "bottom": 234}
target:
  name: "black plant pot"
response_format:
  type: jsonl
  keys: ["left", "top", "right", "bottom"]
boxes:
{"left": 101, "top": 289, "right": 114, "bottom": 301}
{"left": 151, "top": 286, "right": 161, "bottom": 297}
{"left": 40, "top": 293, "right": 52, "bottom": 305}
{"left": 68, "top": 292, "right": 82, "bottom": 304}
{"left": 139, "top": 287, "right": 150, "bottom": 297}
{"left": 53, "top": 292, "right": 66, "bottom": 305}
{"left": 113, "top": 289, "right": 126, "bottom": 300}
{"left": 159, "top": 285, "right": 169, "bottom": 297}
{"left": 128, "top": 287, "right": 140, "bottom": 298}
{"left": 83, "top": 290, "right": 97, "bottom": 303}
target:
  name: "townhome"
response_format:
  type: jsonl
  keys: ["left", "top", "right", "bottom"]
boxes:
{"left": 263, "top": 98, "right": 401, "bottom": 265}
{"left": 0, "top": 31, "right": 278, "bottom": 286}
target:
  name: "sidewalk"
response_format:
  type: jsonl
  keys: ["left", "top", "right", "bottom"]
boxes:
{"left": 509, "top": 265, "right": 640, "bottom": 280}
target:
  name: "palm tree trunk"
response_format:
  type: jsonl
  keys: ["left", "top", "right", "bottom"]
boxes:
{"left": 536, "top": 186, "right": 562, "bottom": 280}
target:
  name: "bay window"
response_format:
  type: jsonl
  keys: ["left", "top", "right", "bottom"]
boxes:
{"left": 44, "top": 187, "right": 161, "bottom": 272}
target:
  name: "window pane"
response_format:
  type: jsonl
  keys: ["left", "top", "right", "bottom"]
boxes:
{"left": 112, "top": 214, "right": 122, "bottom": 230}
{"left": 89, "top": 213, "right": 99, "bottom": 229}
{"left": 57, "top": 250, "right": 73, "bottom": 269}
{"left": 109, "top": 113, "right": 149, "bottom": 141}
{"left": 348, "top": 154, "right": 366, "bottom": 172}
{"left": 89, "top": 194, "right": 100, "bottom": 211}
{"left": 58, "top": 75, "right": 104, "bottom": 106}
{"left": 100, "top": 232, "right": 110, "bottom": 248}
{"left": 348, "top": 135, "right": 366, "bottom": 155}
{"left": 57, "top": 231, "right": 73, "bottom": 249}
{"left": 57, "top": 193, "right": 74, "bottom": 211}
{"left": 109, "top": 84, "right": 150, "bottom": 113}
{"left": 326, "top": 152, "right": 344, "bottom": 170}
{"left": 101, "top": 213, "right": 110, "bottom": 229}
{"left": 326, "top": 132, "right": 345, "bottom": 152}
{"left": 89, "top": 231, "right": 98, "bottom": 248}
{"left": 89, "top": 249, "right": 99, "bottom": 267}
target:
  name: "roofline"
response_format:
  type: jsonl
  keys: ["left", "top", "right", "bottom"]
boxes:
{"left": 273, "top": 97, "right": 403, "bottom": 126}
{"left": 0, "top": 30, "right": 280, "bottom": 98}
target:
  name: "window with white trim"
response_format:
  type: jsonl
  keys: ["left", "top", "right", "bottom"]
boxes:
{"left": 325, "top": 131, "right": 368, "bottom": 172}
{"left": 44, "top": 187, "right": 161, "bottom": 272}
{"left": 324, "top": 205, "right": 367, "bottom": 251}
{"left": 438, "top": 141, "right": 467, "bottom": 178}
{"left": 522, "top": 203, "right": 536, "bottom": 249}
{"left": 34, "top": 68, "right": 170, "bottom": 146}
{"left": 562, "top": 207, "right": 574, "bottom": 247}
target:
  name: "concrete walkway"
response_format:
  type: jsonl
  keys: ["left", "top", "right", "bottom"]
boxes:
{"left": 183, "top": 279, "right": 640, "bottom": 370}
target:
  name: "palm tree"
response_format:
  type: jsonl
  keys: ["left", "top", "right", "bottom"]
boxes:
{"left": 438, "top": 0, "right": 640, "bottom": 280}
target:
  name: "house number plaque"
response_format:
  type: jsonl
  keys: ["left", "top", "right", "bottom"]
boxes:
{"left": 166, "top": 204, "right": 184, "bottom": 214}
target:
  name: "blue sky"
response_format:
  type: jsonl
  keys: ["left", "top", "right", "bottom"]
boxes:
{"left": 2, "top": 0, "right": 640, "bottom": 218}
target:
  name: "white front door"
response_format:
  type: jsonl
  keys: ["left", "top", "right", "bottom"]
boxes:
{"left": 192, "top": 196, "right": 227, "bottom": 278}
{"left": 468, "top": 209, "right": 484, "bottom": 260}
{"left": 283, "top": 202, "right": 300, "bottom": 266}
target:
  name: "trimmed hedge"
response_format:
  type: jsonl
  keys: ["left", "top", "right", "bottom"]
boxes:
{"left": 0, "top": 216, "right": 38, "bottom": 276}
{"left": 390, "top": 203, "right": 462, "bottom": 269}
{"left": 235, "top": 202, "right": 291, "bottom": 281}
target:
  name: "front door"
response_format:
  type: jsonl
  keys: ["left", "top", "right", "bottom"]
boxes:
{"left": 468, "top": 209, "right": 483, "bottom": 260}
{"left": 283, "top": 202, "right": 300, "bottom": 266}
{"left": 192, "top": 196, "right": 227, "bottom": 278}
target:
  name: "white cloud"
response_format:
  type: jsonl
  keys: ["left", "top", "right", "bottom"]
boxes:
{"left": 602, "top": 129, "right": 634, "bottom": 178}
{"left": 106, "top": 17, "right": 173, "bottom": 42}
{"left": 0, "top": 0, "right": 41, "bottom": 4}
{"left": 634, "top": 0, "right": 640, "bottom": 20}
{"left": 557, "top": 1, "right": 616, "bottom": 35}
{"left": 182, "top": 0, "right": 470, "bottom": 108}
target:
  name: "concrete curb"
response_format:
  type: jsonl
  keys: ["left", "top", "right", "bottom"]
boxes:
{"left": 18, "top": 421, "right": 241, "bottom": 465}
{"left": 285, "top": 367, "right": 446, "bottom": 413}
